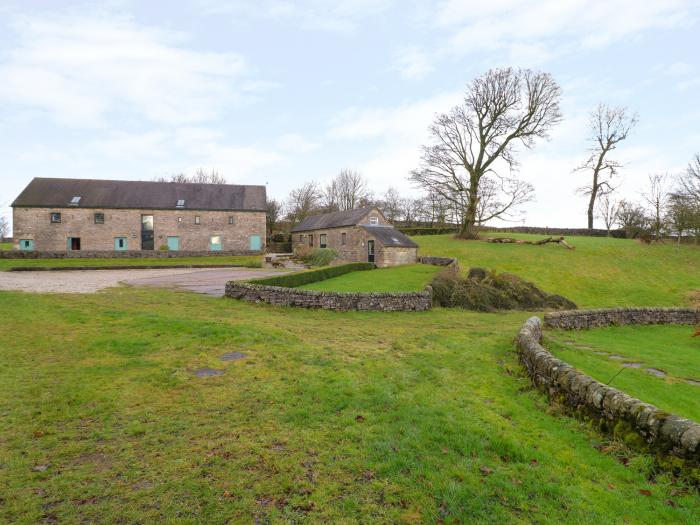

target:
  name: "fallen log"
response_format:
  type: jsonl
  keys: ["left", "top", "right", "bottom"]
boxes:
{"left": 485, "top": 236, "right": 575, "bottom": 250}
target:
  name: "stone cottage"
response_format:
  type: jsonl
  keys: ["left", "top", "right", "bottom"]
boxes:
{"left": 11, "top": 178, "right": 266, "bottom": 253}
{"left": 291, "top": 207, "right": 418, "bottom": 267}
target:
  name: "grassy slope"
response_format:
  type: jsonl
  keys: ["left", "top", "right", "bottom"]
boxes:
{"left": 0, "top": 242, "right": 12, "bottom": 250}
{"left": 2, "top": 288, "right": 699, "bottom": 524}
{"left": 0, "top": 255, "right": 262, "bottom": 271}
{"left": 415, "top": 234, "right": 700, "bottom": 307}
{"left": 299, "top": 264, "right": 440, "bottom": 292}
{"left": 546, "top": 325, "right": 700, "bottom": 421}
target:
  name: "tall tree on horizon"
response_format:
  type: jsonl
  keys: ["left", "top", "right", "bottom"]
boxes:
{"left": 576, "top": 103, "right": 638, "bottom": 229}
{"left": 409, "top": 67, "right": 561, "bottom": 239}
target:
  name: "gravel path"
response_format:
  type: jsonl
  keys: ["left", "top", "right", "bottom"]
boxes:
{"left": 0, "top": 267, "right": 283, "bottom": 295}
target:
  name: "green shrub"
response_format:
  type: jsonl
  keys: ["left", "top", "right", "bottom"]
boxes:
{"left": 303, "top": 248, "right": 338, "bottom": 267}
{"left": 430, "top": 268, "right": 461, "bottom": 307}
{"left": 158, "top": 244, "right": 169, "bottom": 251}
{"left": 250, "top": 263, "right": 374, "bottom": 288}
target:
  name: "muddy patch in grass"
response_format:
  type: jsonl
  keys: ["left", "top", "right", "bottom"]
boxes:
{"left": 194, "top": 368, "right": 224, "bottom": 377}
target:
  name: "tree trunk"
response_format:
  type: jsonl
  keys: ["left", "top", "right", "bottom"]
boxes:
{"left": 587, "top": 187, "right": 596, "bottom": 229}
{"left": 457, "top": 174, "right": 480, "bottom": 239}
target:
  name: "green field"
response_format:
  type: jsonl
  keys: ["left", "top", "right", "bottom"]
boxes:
{"left": 546, "top": 325, "right": 700, "bottom": 421}
{"left": 1, "top": 234, "right": 700, "bottom": 523}
{"left": 416, "top": 234, "right": 700, "bottom": 307}
{"left": 0, "top": 242, "right": 12, "bottom": 250}
{"left": 0, "top": 255, "right": 262, "bottom": 271}
{"left": 299, "top": 263, "right": 440, "bottom": 292}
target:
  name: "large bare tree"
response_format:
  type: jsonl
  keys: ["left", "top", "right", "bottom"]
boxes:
{"left": 577, "top": 104, "right": 638, "bottom": 229}
{"left": 410, "top": 67, "right": 561, "bottom": 239}
{"left": 287, "top": 182, "right": 321, "bottom": 224}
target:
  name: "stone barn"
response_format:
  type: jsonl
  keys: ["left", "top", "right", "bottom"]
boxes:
{"left": 291, "top": 207, "right": 418, "bottom": 267}
{"left": 11, "top": 177, "right": 266, "bottom": 253}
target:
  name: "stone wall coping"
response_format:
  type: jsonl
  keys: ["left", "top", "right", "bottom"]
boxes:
{"left": 225, "top": 281, "right": 433, "bottom": 312}
{"left": 545, "top": 307, "right": 700, "bottom": 330}
{"left": 516, "top": 316, "right": 700, "bottom": 473}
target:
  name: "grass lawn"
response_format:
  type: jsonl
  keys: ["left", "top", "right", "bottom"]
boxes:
{"left": 0, "top": 242, "right": 12, "bottom": 250}
{"left": 298, "top": 264, "right": 441, "bottom": 292}
{"left": 546, "top": 325, "right": 700, "bottom": 421}
{"left": 415, "top": 234, "right": 700, "bottom": 307}
{"left": 2, "top": 287, "right": 699, "bottom": 524}
{"left": 0, "top": 255, "right": 262, "bottom": 271}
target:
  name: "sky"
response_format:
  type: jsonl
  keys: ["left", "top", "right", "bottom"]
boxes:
{"left": 1, "top": 0, "right": 699, "bottom": 231}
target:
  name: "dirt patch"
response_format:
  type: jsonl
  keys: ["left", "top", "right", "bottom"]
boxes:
{"left": 687, "top": 290, "right": 700, "bottom": 308}
{"left": 194, "top": 368, "right": 224, "bottom": 377}
{"left": 623, "top": 362, "right": 643, "bottom": 368}
{"left": 646, "top": 368, "right": 668, "bottom": 378}
{"left": 220, "top": 352, "right": 247, "bottom": 361}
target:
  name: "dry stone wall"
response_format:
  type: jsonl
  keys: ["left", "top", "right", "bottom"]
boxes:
{"left": 516, "top": 316, "right": 700, "bottom": 478}
{"left": 545, "top": 307, "right": 700, "bottom": 330}
{"left": 225, "top": 282, "right": 432, "bottom": 312}
{"left": 419, "top": 256, "right": 458, "bottom": 267}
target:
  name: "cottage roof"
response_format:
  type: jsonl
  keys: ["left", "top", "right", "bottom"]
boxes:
{"left": 291, "top": 207, "right": 377, "bottom": 232}
{"left": 360, "top": 225, "right": 418, "bottom": 248}
{"left": 11, "top": 178, "right": 266, "bottom": 211}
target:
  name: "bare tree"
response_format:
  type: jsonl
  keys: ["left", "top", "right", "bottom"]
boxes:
{"left": 679, "top": 153, "right": 700, "bottom": 202}
{"left": 380, "top": 187, "right": 402, "bottom": 223}
{"left": 287, "top": 182, "right": 321, "bottom": 224}
{"left": 577, "top": 104, "right": 638, "bottom": 229}
{"left": 0, "top": 216, "right": 9, "bottom": 239}
{"left": 475, "top": 176, "right": 534, "bottom": 226}
{"left": 616, "top": 200, "right": 649, "bottom": 238}
{"left": 596, "top": 193, "right": 619, "bottom": 235}
{"left": 154, "top": 168, "right": 227, "bottom": 184}
{"left": 266, "top": 198, "right": 283, "bottom": 236}
{"left": 322, "top": 169, "right": 371, "bottom": 211}
{"left": 641, "top": 173, "right": 670, "bottom": 240}
{"left": 410, "top": 68, "right": 561, "bottom": 239}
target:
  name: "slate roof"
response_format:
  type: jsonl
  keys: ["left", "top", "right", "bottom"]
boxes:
{"left": 12, "top": 178, "right": 266, "bottom": 211}
{"left": 360, "top": 225, "right": 418, "bottom": 248}
{"left": 291, "top": 207, "right": 375, "bottom": 232}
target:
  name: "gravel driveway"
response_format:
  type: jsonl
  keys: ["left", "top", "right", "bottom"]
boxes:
{"left": 0, "top": 267, "right": 284, "bottom": 296}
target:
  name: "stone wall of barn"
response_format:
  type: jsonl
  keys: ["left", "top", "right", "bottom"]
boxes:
{"left": 12, "top": 207, "right": 265, "bottom": 252}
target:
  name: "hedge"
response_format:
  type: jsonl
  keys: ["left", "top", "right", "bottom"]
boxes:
{"left": 249, "top": 263, "right": 374, "bottom": 288}
{"left": 397, "top": 227, "right": 459, "bottom": 236}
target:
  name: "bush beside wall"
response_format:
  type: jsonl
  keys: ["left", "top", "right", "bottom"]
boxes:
{"left": 250, "top": 263, "right": 374, "bottom": 288}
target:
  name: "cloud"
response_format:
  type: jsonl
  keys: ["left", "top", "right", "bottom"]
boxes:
{"left": 0, "top": 12, "right": 256, "bottom": 127}
{"left": 406, "top": 0, "right": 699, "bottom": 68}
{"left": 197, "top": 0, "right": 394, "bottom": 34}
{"left": 394, "top": 47, "right": 435, "bottom": 80}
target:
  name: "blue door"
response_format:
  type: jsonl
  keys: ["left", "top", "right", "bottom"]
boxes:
{"left": 209, "top": 235, "right": 222, "bottom": 251}
{"left": 167, "top": 236, "right": 180, "bottom": 251}
{"left": 114, "top": 237, "right": 128, "bottom": 251}
{"left": 248, "top": 235, "right": 262, "bottom": 251}
{"left": 19, "top": 239, "right": 35, "bottom": 251}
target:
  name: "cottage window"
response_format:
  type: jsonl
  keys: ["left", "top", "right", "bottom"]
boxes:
{"left": 94, "top": 212, "right": 105, "bottom": 224}
{"left": 369, "top": 216, "right": 379, "bottom": 225}
{"left": 194, "top": 216, "right": 201, "bottom": 225}
{"left": 341, "top": 232, "right": 347, "bottom": 245}
{"left": 228, "top": 216, "right": 235, "bottom": 225}
{"left": 299, "top": 234, "right": 303, "bottom": 242}
{"left": 50, "top": 212, "right": 61, "bottom": 223}
{"left": 178, "top": 217, "right": 183, "bottom": 223}
{"left": 309, "top": 234, "right": 313, "bottom": 247}
{"left": 319, "top": 234, "right": 327, "bottom": 248}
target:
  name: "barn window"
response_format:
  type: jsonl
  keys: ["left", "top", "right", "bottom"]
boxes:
{"left": 194, "top": 216, "right": 201, "bottom": 225}
{"left": 50, "top": 212, "right": 61, "bottom": 223}
{"left": 341, "top": 232, "right": 347, "bottom": 245}
{"left": 94, "top": 213, "right": 105, "bottom": 224}
{"left": 228, "top": 216, "right": 235, "bottom": 225}
{"left": 309, "top": 234, "right": 313, "bottom": 247}
{"left": 319, "top": 234, "right": 327, "bottom": 248}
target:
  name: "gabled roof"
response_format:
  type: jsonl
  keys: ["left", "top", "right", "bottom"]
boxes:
{"left": 291, "top": 207, "right": 378, "bottom": 232}
{"left": 12, "top": 178, "right": 266, "bottom": 211}
{"left": 361, "top": 225, "right": 418, "bottom": 248}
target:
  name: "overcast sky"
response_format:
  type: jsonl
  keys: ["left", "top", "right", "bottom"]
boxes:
{"left": 1, "top": 0, "right": 699, "bottom": 230}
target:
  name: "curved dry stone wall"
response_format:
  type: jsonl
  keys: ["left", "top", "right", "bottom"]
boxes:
{"left": 225, "top": 282, "right": 432, "bottom": 312}
{"left": 545, "top": 307, "right": 700, "bottom": 330}
{"left": 419, "top": 256, "right": 458, "bottom": 267}
{"left": 516, "top": 316, "right": 700, "bottom": 478}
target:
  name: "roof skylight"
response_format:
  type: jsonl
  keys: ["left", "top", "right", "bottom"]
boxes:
{"left": 69, "top": 196, "right": 81, "bottom": 206}
{"left": 176, "top": 199, "right": 185, "bottom": 208}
